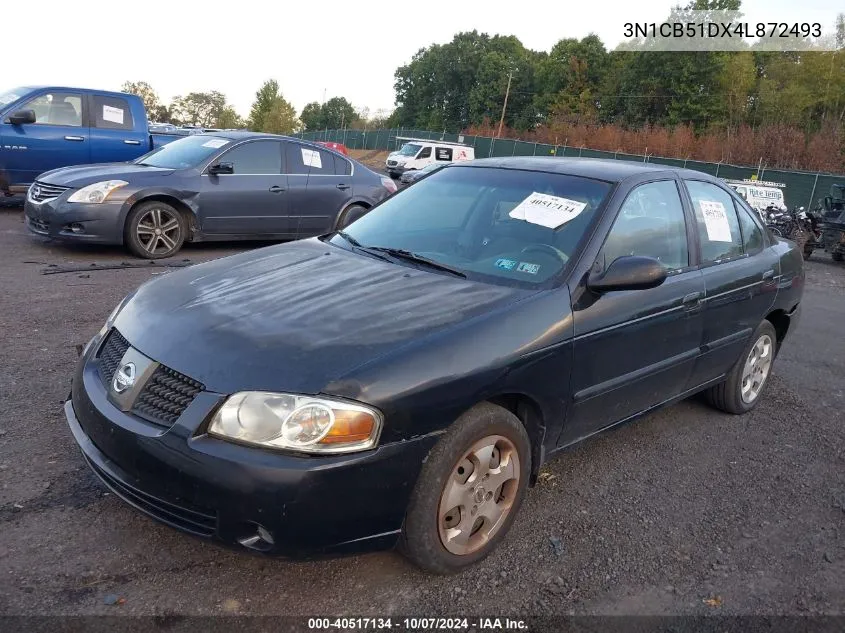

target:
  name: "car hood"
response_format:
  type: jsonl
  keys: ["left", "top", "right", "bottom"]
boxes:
{"left": 113, "top": 239, "right": 530, "bottom": 395}
{"left": 39, "top": 163, "right": 175, "bottom": 187}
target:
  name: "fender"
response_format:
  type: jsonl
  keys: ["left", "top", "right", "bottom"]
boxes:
{"left": 120, "top": 187, "right": 201, "bottom": 239}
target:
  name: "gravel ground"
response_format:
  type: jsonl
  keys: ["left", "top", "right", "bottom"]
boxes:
{"left": 0, "top": 204, "right": 843, "bottom": 617}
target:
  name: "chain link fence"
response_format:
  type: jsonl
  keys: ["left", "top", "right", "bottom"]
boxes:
{"left": 299, "top": 128, "right": 845, "bottom": 211}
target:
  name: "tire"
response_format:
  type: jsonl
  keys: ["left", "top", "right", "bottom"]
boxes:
{"left": 400, "top": 402, "right": 531, "bottom": 574}
{"left": 832, "top": 251, "right": 844, "bottom": 262}
{"left": 705, "top": 320, "right": 777, "bottom": 415}
{"left": 125, "top": 201, "right": 186, "bottom": 259}
{"left": 336, "top": 204, "right": 369, "bottom": 229}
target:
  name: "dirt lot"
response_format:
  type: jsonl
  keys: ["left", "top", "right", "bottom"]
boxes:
{"left": 0, "top": 203, "right": 843, "bottom": 617}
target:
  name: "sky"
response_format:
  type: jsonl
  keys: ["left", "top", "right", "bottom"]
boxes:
{"left": 3, "top": 0, "right": 840, "bottom": 119}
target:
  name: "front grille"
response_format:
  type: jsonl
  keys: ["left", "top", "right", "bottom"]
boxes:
{"left": 84, "top": 454, "right": 217, "bottom": 537}
{"left": 132, "top": 365, "right": 204, "bottom": 427}
{"left": 386, "top": 160, "right": 397, "bottom": 167}
{"left": 29, "top": 181, "right": 69, "bottom": 203}
{"left": 98, "top": 329, "right": 130, "bottom": 389}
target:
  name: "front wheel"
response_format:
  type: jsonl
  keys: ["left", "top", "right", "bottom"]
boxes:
{"left": 400, "top": 402, "right": 531, "bottom": 574}
{"left": 705, "top": 320, "right": 777, "bottom": 414}
{"left": 336, "top": 204, "right": 369, "bottom": 229}
{"left": 125, "top": 201, "right": 186, "bottom": 259}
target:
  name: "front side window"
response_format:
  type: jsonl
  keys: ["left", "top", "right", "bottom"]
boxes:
{"left": 417, "top": 146, "right": 432, "bottom": 159}
{"left": 219, "top": 140, "right": 282, "bottom": 174}
{"left": 685, "top": 180, "right": 744, "bottom": 264}
{"left": 331, "top": 166, "right": 612, "bottom": 287}
{"left": 20, "top": 92, "right": 82, "bottom": 126}
{"left": 600, "top": 180, "right": 689, "bottom": 272}
{"left": 92, "top": 95, "right": 134, "bottom": 130}
{"left": 135, "top": 135, "right": 232, "bottom": 169}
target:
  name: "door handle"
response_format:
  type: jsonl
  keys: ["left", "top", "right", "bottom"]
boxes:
{"left": 762, "top": 269, "right": 775, "bottom": 280}
{"left": 682, "top": 291, "right": 703, "bottom": 310}
{"left": 268, "top": 185, "right": 285, "bottom": 193}
{"left": 64, "top": 136, "right": 84, "bottom": 142}
{"left": 336, "top": 183, "right": 351, "bottom": 190}
{"left": 123, "top": 139, "right": 141, "bottom": 145}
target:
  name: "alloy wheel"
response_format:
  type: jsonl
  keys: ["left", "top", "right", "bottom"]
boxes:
{"left": 438, "top": 435, "right": 520, "bottom": 555}
{"left": 136, "top": 207, "right": 181, "bottom": 255}
{"left": 741, "top": 334, "right": 773, "bottom": 403}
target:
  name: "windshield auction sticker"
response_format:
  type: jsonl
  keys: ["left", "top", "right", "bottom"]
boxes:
{"left": 509, "top": 192, "right": 587, "bottom": 229}
{"left": 700, "top": 200, "right": 733, "bottom": 242}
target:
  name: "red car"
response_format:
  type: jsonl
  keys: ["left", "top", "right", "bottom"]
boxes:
{"left": 317, "top": 141, "right": 349, "bottom": 156}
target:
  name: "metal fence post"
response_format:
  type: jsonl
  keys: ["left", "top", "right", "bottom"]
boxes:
{"left": 490, "top": 137, "right": 495, "bottom": 158}
{"left": 533, "top": 142, "right": 537, "bottom": 156}
{"left": 715, "top": 162, "right": 721, "bottom": 178}
{"left": 807, "top": 173, "right": 820, "bottom": 209}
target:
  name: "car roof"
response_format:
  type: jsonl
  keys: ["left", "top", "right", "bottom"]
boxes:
{"left": 459, "top": 157, "right": 719, "bottom": 184}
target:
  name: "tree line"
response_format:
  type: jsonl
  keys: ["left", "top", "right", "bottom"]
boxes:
{"left": 392, "top": 0, "right": 845, "bottom": 171}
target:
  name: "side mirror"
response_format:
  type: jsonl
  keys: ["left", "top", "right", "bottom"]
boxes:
{"left": 8, "top": 109, "right": 36, "bottom": 125}
{"left": 208, "top": 162, "right": 234, "bottom": 175}
{"left": 587, "top": 255, "right": 667, "bottom": 293}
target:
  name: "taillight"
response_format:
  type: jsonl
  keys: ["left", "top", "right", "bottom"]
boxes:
{"left": 381, "top": 177, "right": 397, "bottom": 194}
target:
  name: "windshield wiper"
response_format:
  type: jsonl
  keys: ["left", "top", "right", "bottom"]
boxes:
{"left": 368, "top": 247, "right": 467, "bottom": 278}
{"left": 331, "top": 231, "right": 392, "bottom": 263}
{"left": 334, "top": 230, "right": 363, "bottom": 248}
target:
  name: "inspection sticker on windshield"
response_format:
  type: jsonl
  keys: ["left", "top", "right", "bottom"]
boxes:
{"left": 102, "top": 105, "right": 124, "bottom": 125}
{"left": 202, "top": 138, "right": 228, "bottom": 148}
{"left": 517, "top": 262, "right": 540, "bottom": 274}
{"left": 700, "top": 200, "right": 733, "bottom": 242}
{"left": 301, "top": 148, "right": 322, "bottom": 169}
{"left": 495, "top": 258, "right": 517, "bottom": 270}
{"left": 509, "top": 192, "right": 587, "bottom": 229}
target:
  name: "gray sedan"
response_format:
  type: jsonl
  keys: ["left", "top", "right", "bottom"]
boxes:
{"left": 24, "top": 132, "right": 396, "bottom": 258}
{"left": 399, "top": 162, "right": 447, "bottom": 185}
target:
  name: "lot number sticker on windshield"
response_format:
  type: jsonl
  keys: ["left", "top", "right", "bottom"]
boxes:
{"left": 700, "top": 200, "right": 733, "bottom": 242}
{"left": 301, "top": 148, "right": 322, "bottom": 169}
{"left": 102, "top": 105, "right": 124, "bottom": 125}
{"left": 202, "top": 138, "right": 228, "bottom": 149}
{"left": 509, "top": 192, "right": 587, "bottom": 229}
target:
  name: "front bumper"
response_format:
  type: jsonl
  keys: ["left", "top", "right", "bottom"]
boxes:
{"left": 65, "top": 338, "right": 438, "bottom": 558}
{"left": 24, "top": 195, "right": 125, "bottom": 244}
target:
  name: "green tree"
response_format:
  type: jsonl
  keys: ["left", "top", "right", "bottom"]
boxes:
{"left": 121, "top": 81, "right": 162, "bottom": 119}
{"left": 171, "top": 92, "right": 228, "bottom": 127}
{"left": 248, "top": 80, "right": 298, "bottom": 133}
{"left": 216, "top": 106, "right": 245, "bottom": 129}
{"left": 321, "top": 97, "right": 358, "bottom": 129}
{"left": 300, "top": 101, "right": 323, "bottom": 131}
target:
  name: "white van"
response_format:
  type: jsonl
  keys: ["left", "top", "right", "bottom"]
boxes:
{"left": 725, "top": 179, "right": 787, "bottom": 218}
{"left": 386, "top": 137, "right": 474, "bottom": 178}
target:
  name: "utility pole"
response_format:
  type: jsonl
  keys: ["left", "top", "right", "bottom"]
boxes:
{"left": 497, "top": 70, "right": 513, "bottom": 138}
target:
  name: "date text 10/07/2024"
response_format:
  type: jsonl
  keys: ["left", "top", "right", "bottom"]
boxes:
{"left": 308, "top": 618, "right": 528, "bottom": 631}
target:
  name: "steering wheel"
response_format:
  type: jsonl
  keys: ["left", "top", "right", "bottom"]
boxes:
{"left": 520, "top": 243, "right": 568, "bottom": 264}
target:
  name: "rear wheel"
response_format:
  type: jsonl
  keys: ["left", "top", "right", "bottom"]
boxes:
{"left": 705, "top": 320, "right": 777, "bottom": 414}
{"left": 400, "top": 402, "right": 530, "bottom": 574}
{"left": 125, "top": 201, "right": 186, "bottom": 259}
{"left": 337, "top": 204, "right": 369, "bottom": 229}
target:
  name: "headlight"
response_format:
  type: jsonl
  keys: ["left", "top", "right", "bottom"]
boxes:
{"left": 68, "top": 180, "right": 128, "bottom": 204}
{"left": 208, "top": 392, "right": 382, "bottom": 454}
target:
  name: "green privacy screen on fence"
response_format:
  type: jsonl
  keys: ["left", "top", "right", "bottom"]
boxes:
{"left": 299, "top": 128, "right": 845, "bottom": 211}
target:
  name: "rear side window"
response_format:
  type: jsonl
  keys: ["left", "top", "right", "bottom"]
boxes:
{"left": 685, "top": 180, "right": 744, "bottom": 264}
{"left": 19, "top": 92, "right": 82, "bottom": 127}
{"left": 92, "top": 95, "right": 134, "bottom": 130}
{"left": 218, "top": 140, "right": 281, "bottom": 174}
{"left": 436, "top": 147, "right": 453, "bottom": 161}
{"left": 735, "top": 198, "right": 765, "bottom": 255}
{"left": 285, "top": 143, "right": 335, "bottom": 175}
{"left": 333, "top": 154, "right": 352, "bottom": 176}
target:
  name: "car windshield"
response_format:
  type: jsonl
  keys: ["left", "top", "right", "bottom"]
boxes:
{"left": 397, "top": 143, "right": 422, "bottom": 157}
{"left": 0, "top": 87, "right": 26, "bottom": 107}
{"left": 330, "top": 165, "right": 613, "bottom": 287}
{"left": 135, "top": 135, "right": 231, "bottom": 169}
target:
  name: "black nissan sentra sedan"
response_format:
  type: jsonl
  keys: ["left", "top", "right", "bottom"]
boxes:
{"left": 66, "top": 158, "right": 804, "bottom": 573}
{"left": 25, "top": 132, "right": 395, "bottom": 259}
